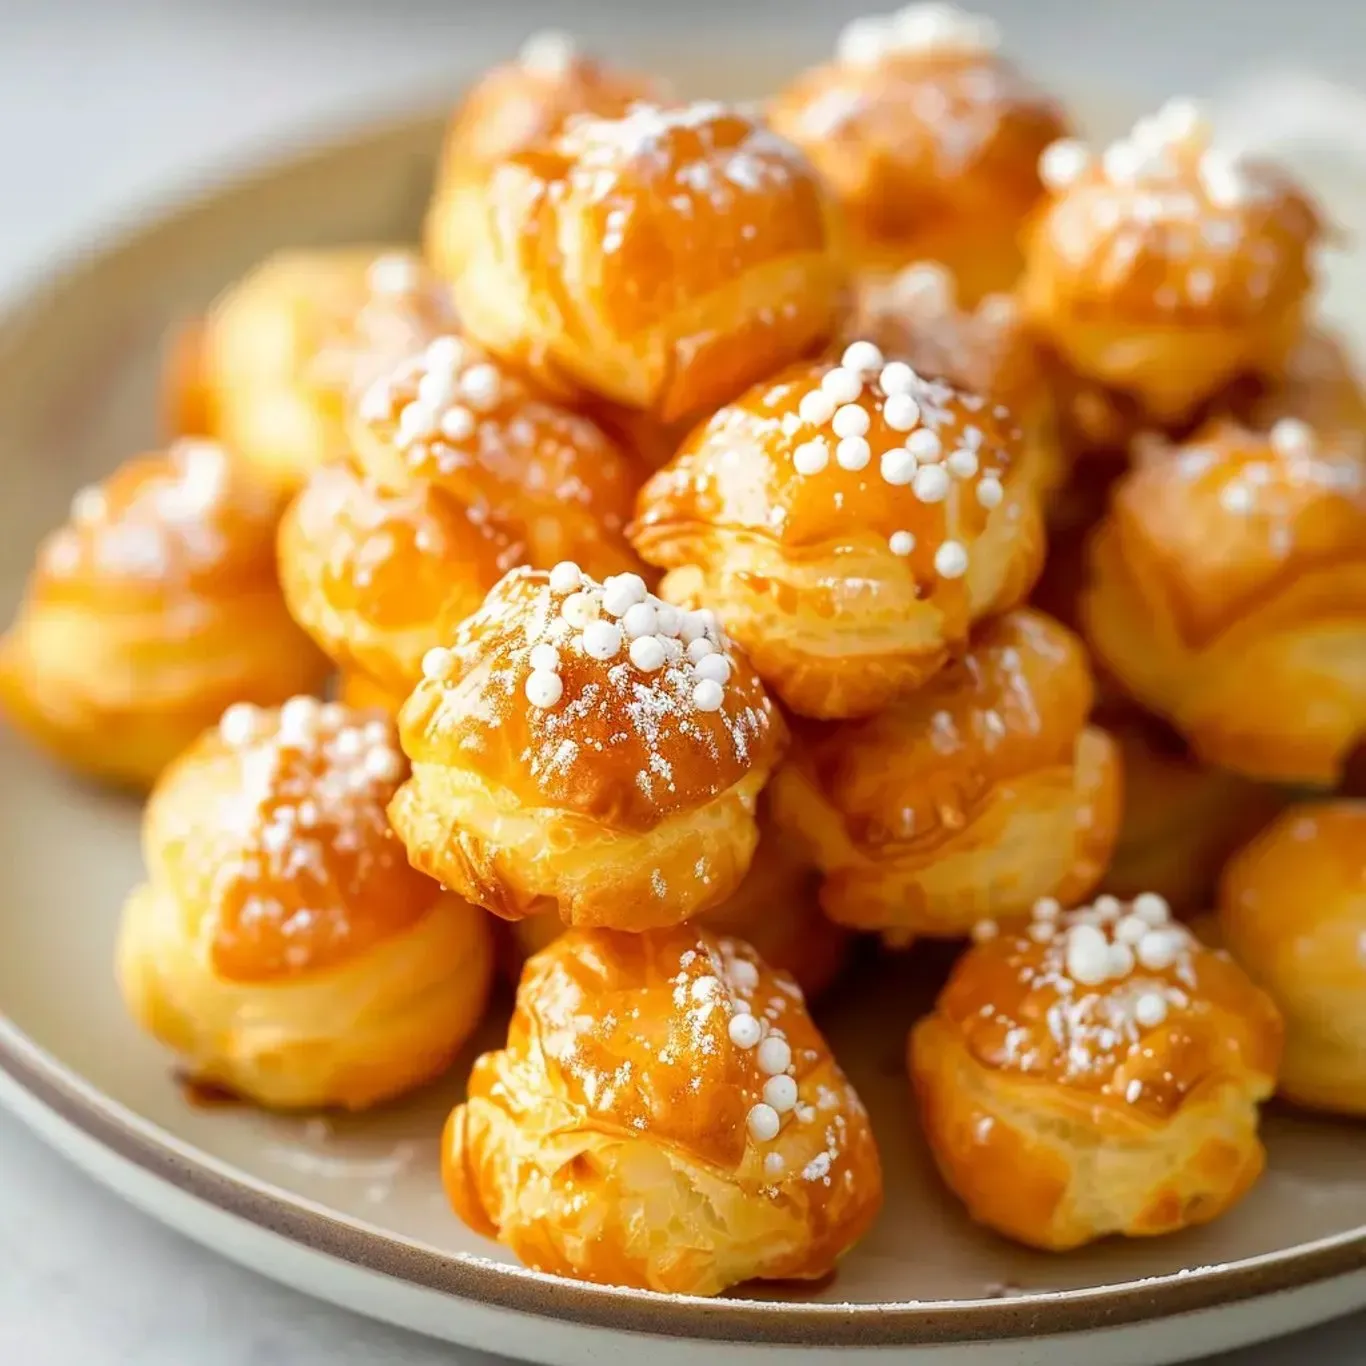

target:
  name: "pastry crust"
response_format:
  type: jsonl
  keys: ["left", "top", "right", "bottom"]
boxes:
{"left": 444, "top": 925, "right": 882, "bottom": 1294}
{"left": 1022, "top": 100, "right": 1322, "bottom": 425}
{"left": 0, "top": 440, "right": 328, "bottom": 788}
{"left": 117, "top": 697, "right": 494, "bottom": 1109}
{"left": 769, "top": 609, "right": 1120, "bottom": 939}
{"left": 853, "top": 261, "right": 1064, "bottom": 501}
{"left": 388, "top": 565, "right": 787, "bottom": 929}
{"left": 911, "top": 891, "right": 1282, "bottom": 1250}
{"left": 1219, "top": 802, "right": 1366, "bottom": 1117}
{"left": 438, "top": 100, "right": 846, "bottom": 425}
{"left": 278, "top": 462, "right": 519, "bottom": 699}
{"left": 337, "top": 668, "right": 408, "bottom": 716}
{"left": 1082, "top": 419, "right": 1366, "bottom": 784}
{"left": 168, "top": 248, "right": 455, "bottom": 493}
{"left": 769, "top": 4, "right": 1066, "bottom": 298}
{"left": 631, "top": 342, "right": 1045, "bottom": 719}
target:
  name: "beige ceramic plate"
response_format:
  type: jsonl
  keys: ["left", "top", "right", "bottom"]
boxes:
{"left": 0, "top": 105, "right": 1365, "bottom": 1366}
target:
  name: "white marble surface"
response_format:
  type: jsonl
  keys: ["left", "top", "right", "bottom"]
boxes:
{"left": 0, "top": 1, "right": 1364, "bottom": 1361}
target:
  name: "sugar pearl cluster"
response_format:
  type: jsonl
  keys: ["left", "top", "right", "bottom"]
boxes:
{"left": 1216, "top": 418, "right": 1366, "bottom": 517}
{"left": 787, "top": 340, "right": 1007, "bottom": 578}
{"left": 1039, "top": 98, "right": 1264, "bottom": 210}
{"left": 837, "top": 3, "right": 1000, "bottom": 66}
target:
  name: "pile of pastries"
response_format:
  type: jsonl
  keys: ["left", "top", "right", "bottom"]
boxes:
{"left": 5, "top": 4, "right": 1366, "bottom": 1298}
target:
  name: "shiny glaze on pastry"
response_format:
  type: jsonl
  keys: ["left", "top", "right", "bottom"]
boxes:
{"left": 444, "top": 925, "right": 882, "bottom": 1294}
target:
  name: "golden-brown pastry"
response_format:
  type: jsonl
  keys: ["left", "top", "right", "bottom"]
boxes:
{"left": 1243, "top": 324, "right": 1366, "bottom": 441}
{"left": 389, "top": 564, "right": 787, "bottom": 929}
{"left": 169, "top": 248, "right": 455, "bottom": 493}
{"left": 349, "top": 333, "right": 644, "bottom": 574}
{"left": 911, "top": 891, "right": 1283, "bottom": 1250}
{"left": 0, "top": 440, "right": 328, "bottom": 788}
{"left": 277, "top": 462, "right": 519, "bottom": 702}
{"left": 769, "top": 3, "right": 1067, "bottom": 299}
{"left": 117, "top": 697, "right": 494, "bottom": 1109}
{"left": 853, "top": 261, "right": 1064, "bottom": 501}
{"left": 506, "top": 819, "right": 851, "bottom": 1001}
{"left": 1219, "top": 802, "right": 1366, "bottom": 1117}
{"left": 444, "top": 925, "right": 882, "bottom": 1294}
{"left": 425, "top": 32, "right": 660, "bottom": 281}
{"left": 1083, "top": 418, "right": 1366, "bottom": 784}
{"left": 1101, "top": 713, "right": 1283, "bottom": 914}
{"left": 337, "top": 668, "right": 407, "bottom": 716}
{"left": 438, "top": 99, "right": 846, "bottom": 425}
{"left": 1022, "top": 100, "right": 1322, "bottom": 426}
{"left": 769, "top": 609, "right": 1120, "bottom": 940}
{"left": 632, "top": 341, "right": 1045, "bottom": 719}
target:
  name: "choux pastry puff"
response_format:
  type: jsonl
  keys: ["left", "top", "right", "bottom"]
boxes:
{"left": 0, "top": 439, "right": 327, "bottom": 788}
{"left": 443, "top": 924, "right": 882, "bottom": 1294}
{"left": 911, "top": 891, "right": 1282, "bottom": 1250}
{"left": 387, "top": 563, "right": 787, "bottom": 930}
{"left": 1220, "top": 802, "right": 1366, "bottom": 1117}
{"left": 118, "top": 696, "right": 494, "bottom": 1109}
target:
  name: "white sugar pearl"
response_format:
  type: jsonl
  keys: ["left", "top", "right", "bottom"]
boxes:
{"left": 883, "top": 393, "right": 921, "bottom": 432}
{"left": 367, "top": 253, "right": 421, "bottom": 295}
{"left": 757, "top": 1035, "right": 792, "bottom": 1076}
{"left": 548, "top": 561, "right": 583, "bottom": 593}
{"left": 793, "top": 440, "right": 829, "bottom": 475}
{"left": 1270, "top": 417, "right": 1314, "bottom": 457}
{"left": 1220, "top": 483, "right": 1255, "bottom": 514}
{"left": 364, "top": 745, "right": 404, "bottom": 783}
{"left": 1135, "top": 992, "right": 1170, "bottom": 1028}
{"left": 1066, "top": 924, "right": 1111, "bottom": 986}
{"left": 889, "top": 530, "right": 915, "bottom": 556}
{"left": 832, "top": 404, "right": 870, "bottom": 438}
{"left": 580, "top": 620, "right": 622, "bottom": 661}
{"left": 397, "top": 402, "right": 438, "bottom": 446}
{"left": 729, "top": 957, "right": 759, "bottom": 990}
{"left": 528, "top": 643, "right": 561, "bottom": 672}
{"left": 1094, "top": 894, "right": 1122, "bottom": 918}
{"left": 621, "top": 601, "right": 658, "bottom": 639}
{"left": 729, "top": 1013, "right": 763, "bottom": 1048}
{"left": 820, "top": 367, "right": 864, "bottom": 404}
{"left": 879, "top": 361, "right": 916, "bottom": 395}
{"left": 561, "top": 590, "right": 599, "bottom": 628}
{"left": 1137, "top": 928, "right": 1183, "bottom": 971}
{"left": 976, "top": 476, "right": 1004, "bottom": 508}
{"left": 361, "top": 718, "right": 389, "bottom": 745}
{"left": 764, "top": 1152, "right": 786, "bottom": 1179}
{"left": 417, "top": 369, "right": 457, "bottom": 408}
{"left": 906, "top": 427, "right": 942, "bottom": 461}
{"left": 686, "top": 637, "right": 716, "bottom": 663}
{"left": 679, "top": 611, "right": 711, "bottom": 645}
{"left": 357, "top": 383, "right": 392, "bottom": 423}
{"left": 629, "top": 636, "right": 666, "bottom": 671}
{"left": 1199, "top": 149, "right": 1248, "bottom": 207}
{"left": 424, "top": 336, "right": 464, "bottom": 372}
{"left": 880, "top": 447, "right": 917, "bottom": 485}
{"left": 219, "top": 703, "right": 262, "bottom": 747}
{"left": 798, "top": 389, "right": 837, "bottom": 427}
{"left": 1033, "top": 896, "right": 1061, "bottom": 921}
{"left": 836, "top": 436, "right": 871, "bottom": 470}
{"left": 947, "top": 448, "right": 979, "bottom": 479}
{"left": 439, "top": 404, "right": 475, "bottom": 442}
{"left": 1107, "top": 942, "right": 1136, "bottom": 979}
{"left": 459, "top": 362, "right": 503, "bottom": 411}
{"left": 1039, "top": 138, "right": 1092, "bottom": 191}
{"left": 763, "top": 1074, "right": 799, "bottom": 1113}
{"left": 913, "top": 465, "right": 950, "bottom": 503}
{"left": 972, "top": 919, "right": 999, "bottom": 942}
{"left": 841, "top": 340, "right": 884, "bottom": 374}
{"left": 693, "top": 653, "right": 730, "bottom": 684}
{"left": 333, "top": 727, "right": 365, "bottom": 759}
{"left": 1114, "top": 915, "right": 1148, "bottom": 946}
{"left": 934, "top": 541, "right": 969, "bottom": 579}
{"left": 422, "top": 646, "right": 456, "bottom": 681}
{"left": 747, "top": 1103, "right": 781, "bottom": 1142}
{"left": 654, "top": 604, "right": 681, "bottom": 637}
{"left": 693, "top": 679, "right": 725, "bottom": 712}
{"left": 70, "top": 486, "right": 106, "bottom": 523}
{"left": 1132, "top": 892, "right": 1170, "bottom": 925}
{"left": 525, "top": 670, "right": 564, "bottom": 708}
{"left": 601, "top": 572, "right": 648, "bottom": 617}
{"left": 1102, "top": 140, "right": 1143, "bottom": 185}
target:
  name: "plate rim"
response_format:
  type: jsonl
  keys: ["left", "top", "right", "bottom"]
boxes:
{"left": 0, "top": 105, "right": 1363, "bottom": 1350}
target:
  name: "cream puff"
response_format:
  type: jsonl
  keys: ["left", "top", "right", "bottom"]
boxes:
{"left": 388, "top": 564, "right": 787, "bottom": 929}
{"left": 439, "top": 99, "right": 846, "bottom": 426}
{"left": 769, "top": 3, "right": 1067, "bottom": 298}
{"left": 632, "top": 340, "right": 1045, "bottom": 719}
{"left": 769, "top": 609, "right": 1120, "bottom": 941}
{"left": 168, "top": 248, "right": 456, "bottom": 494}
{"left": 911, "top": 891, "right": 1283, "bottom": 1250}
{"left": 444, "top": 925, "right": 882, "bottom": 1294}
{"left": 117, "top": 696, "right": 494, "bottom": 1109}
{"left": 1083, "top": 418, "right": 1366, "bottom": 784}
{"left": 1022, "top": 100, "right": 1322, "bottom": 427}
{"left": 1219, "top": 802, "right": 1366, "bottom": 1117}
{"left": 0, "top": 439, "right": 328, "bottom": 788}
